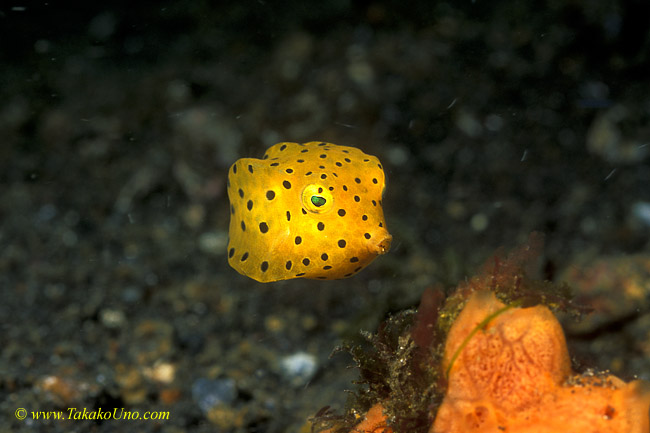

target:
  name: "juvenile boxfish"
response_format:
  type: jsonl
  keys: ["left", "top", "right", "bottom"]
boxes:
{"left": 226, "top": 141, "right": 392, "bottom": 282}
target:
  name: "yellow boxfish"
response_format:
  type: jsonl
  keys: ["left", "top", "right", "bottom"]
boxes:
{"left": 226, "top": 141, "right": 392, "bottom": 282}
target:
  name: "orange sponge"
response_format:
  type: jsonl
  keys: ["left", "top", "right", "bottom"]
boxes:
{"left": 432, "top": 290, "right": 650, "bottom": 433}
{"left": 352, "top": 403, "right": 392, "bottom": 433}
{"left": 319, "top": 403, "right": 392, "bottom": 433}
{"left": 313, "top": 235, "right": 650, "bottom": 433}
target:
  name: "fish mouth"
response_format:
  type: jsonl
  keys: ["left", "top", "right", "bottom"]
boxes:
{"left": 375, "top": 233, "right": 392, "bottom": 255}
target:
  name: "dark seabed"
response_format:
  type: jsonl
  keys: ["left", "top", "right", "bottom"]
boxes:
{"left": 1, "top": 1, "right": 649, "bottom": 432}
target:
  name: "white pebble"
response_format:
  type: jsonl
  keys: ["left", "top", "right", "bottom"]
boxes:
{"left": 280, "top": 352, "right": 318, "bottom": 386}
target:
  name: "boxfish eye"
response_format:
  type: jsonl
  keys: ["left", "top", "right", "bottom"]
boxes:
{"left": 302, "top": 184, "right": 333, "bottom": 214}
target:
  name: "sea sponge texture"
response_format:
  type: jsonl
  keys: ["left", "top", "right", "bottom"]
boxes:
{"left": 431, "top": 290, "right": 650, "bottom": 433}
